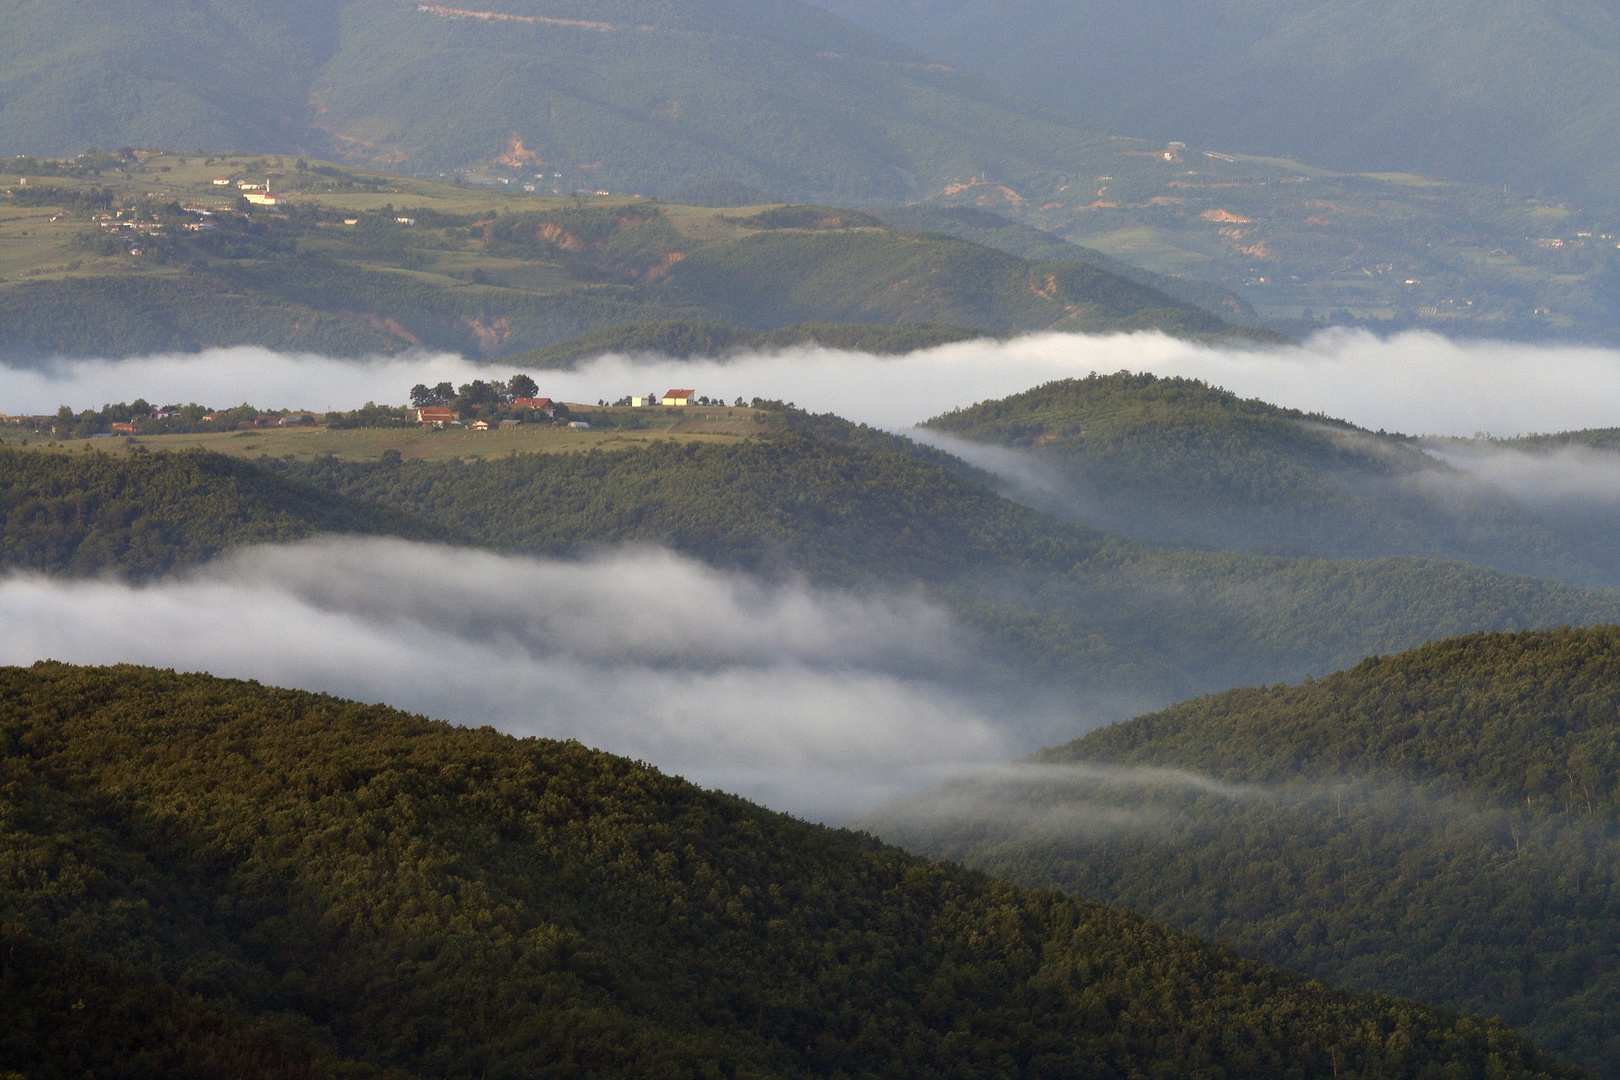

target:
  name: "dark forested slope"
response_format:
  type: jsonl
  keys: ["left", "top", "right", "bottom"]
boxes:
{"left": 0, "top": 447, "right": 430, "bottom": 578}
{"left": 870, "top": 627, "right": 1620, "bottom": 1075}
{"left": 925, "top": 372, "right": 1619, "bottom": 586}
{"left": 0, "top": 661, "right": 1589, "bottom": 1080}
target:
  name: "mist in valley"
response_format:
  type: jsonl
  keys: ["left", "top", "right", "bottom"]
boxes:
{"left": 7, "top": 327, "right": 1620, "bottom": 818}
{"left": 8, "top": 327, "right": 1620, "bottom": 435}
{"left": 0, "top": 537, "right": 1098, "bottom": 821}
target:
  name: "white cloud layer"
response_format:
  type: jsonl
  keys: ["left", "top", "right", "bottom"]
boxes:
{"left": 0, "top": 538, "right": 1085, "bottom": 821}
{"left": 1426, "top": 442, "right": 1620, "bottom": 510}
{"left": 6, "top": 328, "right": 1620, "bottom": 436}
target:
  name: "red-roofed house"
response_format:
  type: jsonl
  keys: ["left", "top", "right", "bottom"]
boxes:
{"left": 415, "top": 406, "right": 458, "bottom": 426}
{"left": 513, "top": 396, "right": 555, "bottom": 416}
{"left": 661, "top": 389, "right": 695, "bottom": 406}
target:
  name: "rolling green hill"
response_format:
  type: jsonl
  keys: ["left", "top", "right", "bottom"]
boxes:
{"left": 815, "top": 0, "right": 1620, "bottom": 210}
{"left": 923, "top": 372, "right": 1620, "bottom": 587}
{"left": 0, "top": 157, "right": 1264, "bottom": 359}
{"left": 0, "top": 660, "right": 1589, "bottom": 1080}
{"left": 868, "top": 626, "right": 1620, "bottom": 1076}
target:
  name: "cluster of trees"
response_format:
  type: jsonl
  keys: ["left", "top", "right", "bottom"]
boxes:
{"left": 6, "top": 400, "right": 327, "bottom": 439}
{"left": 878, "top": 626, "right": 1620, "bottom": 1075}
{"left": 408, "top": 374, "right": 575, "bottom": 423}
{"left": 410, "top": 374, "right": 536, "bottom": 407}
{"left": 0, "top": 661, "right": 1585, "bottom": 1080}
{"left": 3, "top": 149, "right": 131, "bottom": 178}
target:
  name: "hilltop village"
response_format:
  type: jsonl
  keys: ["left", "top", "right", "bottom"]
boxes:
{"left": 0, "top": 379, "right": 735, "bottom": 440}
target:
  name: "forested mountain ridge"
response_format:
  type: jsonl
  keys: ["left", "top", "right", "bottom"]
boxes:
{"left": 923, "top": 372, "right": 1620, "bottom": 586}
{"left": 869, "top": 626, "right": 1620, "bottom": 1075}
{"left": 0, "top": 0, "right": 1120, "bottom": 203}
{"left": 0, "top": 156, "right": 1265, "bottom": 359}
{"left": 0, "top": 660, "right": 1591, "bottom": 1080}
{"left": 815, "top": 0, "right": 1620, "bottom": 210}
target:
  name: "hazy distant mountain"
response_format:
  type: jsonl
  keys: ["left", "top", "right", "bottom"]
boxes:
{"left": 0, "top": 0, "right": 1119, "bottom": 203}
{"left": 813, "top": 0, "right": 1620, "bottom": 207}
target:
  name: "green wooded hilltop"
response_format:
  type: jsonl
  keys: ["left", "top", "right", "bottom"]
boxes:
{"left": 925, "top": 372, "right": 1620, "bottom": 587}
{"left": 0, "top": 661, "right": 1591, "bottom": 1080}
{"left": 871, "top": 626, "right": 1620, "bottom": 1076}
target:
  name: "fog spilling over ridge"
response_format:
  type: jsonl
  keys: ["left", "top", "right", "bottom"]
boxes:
{"left": 0, "top": 537, "right": 1090, "bottom": 821}
{"left": 6, "top": 329, "right": 1620, "bottom": 436}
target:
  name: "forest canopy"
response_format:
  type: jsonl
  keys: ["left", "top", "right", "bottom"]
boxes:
{"left": 0, "top": 661, "right": 1590, "bottom": 1080}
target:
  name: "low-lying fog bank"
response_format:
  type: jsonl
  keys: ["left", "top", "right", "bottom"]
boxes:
{"left": 6, "top": 328, "right": 1620, "bottom": 436}
{"left": 0, "top": 537, "right": 1091, "bottom": 821}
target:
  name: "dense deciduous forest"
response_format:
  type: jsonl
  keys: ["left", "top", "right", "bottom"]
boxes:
{"left": 0, "top": 661, "right": 1589, "bottom": 1080}
{"left": 0, "top": 447, "right": 432, "bottom": 577}
{"left": 872, "top": 627, "right": 1620, "bottom": 1075}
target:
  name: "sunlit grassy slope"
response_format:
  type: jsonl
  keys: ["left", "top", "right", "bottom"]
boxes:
{"left": 0, "top": 152, "right": 1267, "bottom": 359}
{"left": 869, "top": 626, "right": 1620, "bottom": 1076}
